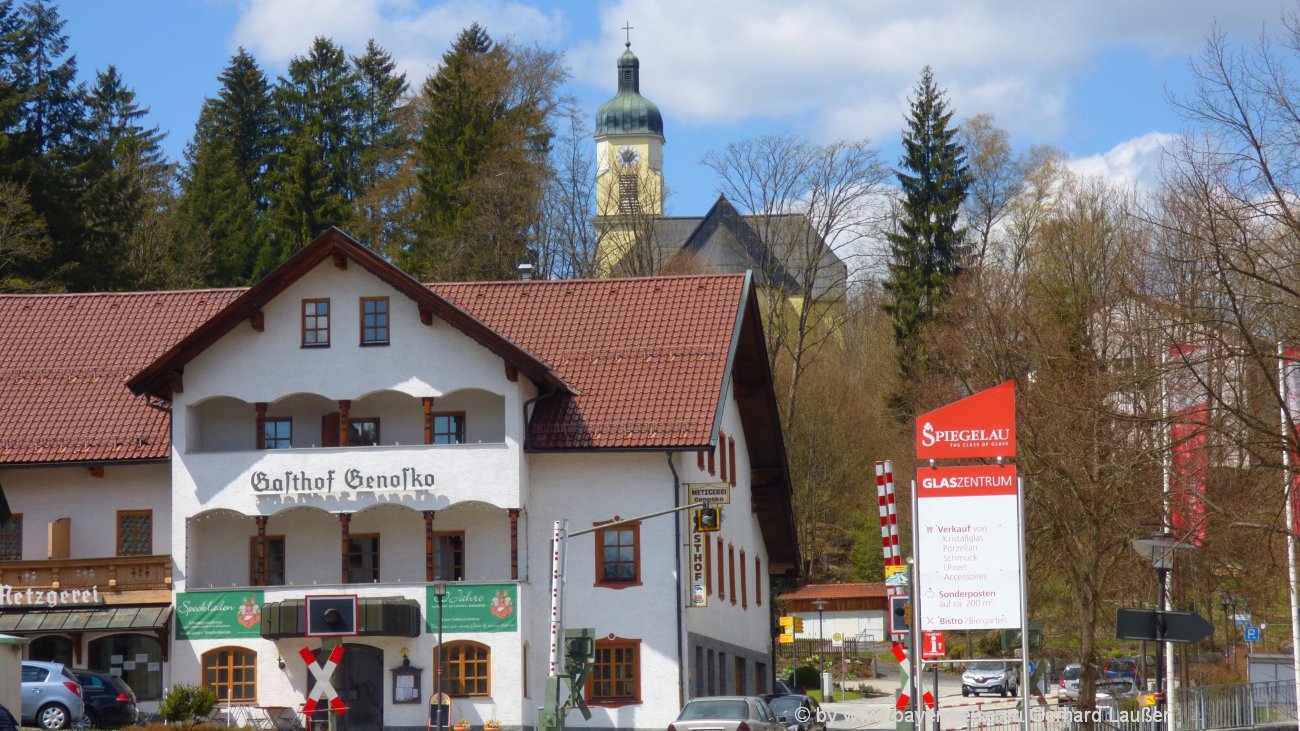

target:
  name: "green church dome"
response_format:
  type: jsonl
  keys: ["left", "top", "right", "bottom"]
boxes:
{"left": 595, "top": 45, "right": 664, "bottom": 138}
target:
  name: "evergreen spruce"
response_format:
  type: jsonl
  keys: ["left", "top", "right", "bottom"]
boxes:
{"left": 78, "top": 65, "right": 174, "bottom": 289}
{"left": 5, "top": 1, "right": 85, "bottom": 290}
{"left": 349, "top": 39, "right": 408, "bottom": 252}
{"left": 411, "top": 23, "right": 559, "bottom": 280}
{"left": 883, "top": 66, "right": 970, "bottom": 400}
{"left": 261, "top": 36, "right": 360, "bottom": 275}
{"left": 176, "top": 48, "right": 275, "bottom": 286}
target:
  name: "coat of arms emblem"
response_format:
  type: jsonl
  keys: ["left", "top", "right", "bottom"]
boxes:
{"left": 237, "top": 596, "right": 262, "bottom": 628}
{"left": 489, "top": 590, "right": 513, "bottom": 619}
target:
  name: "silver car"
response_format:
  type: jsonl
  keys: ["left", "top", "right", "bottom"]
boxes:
{"left": 21, "top": 661, "right": 84, "bottom": 730}
{"left": 961, "top": 660, "right": 1020, "bottom": 697}
{"left": 670, "top": 696, "right": 786, "bottom": 731}
{"left": 1058, "top": 663, "right": 1081, "bottom": 704}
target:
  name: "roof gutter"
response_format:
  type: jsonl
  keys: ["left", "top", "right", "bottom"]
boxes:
{"left": 666, "top": 451, "right": 685, "bottom": 710}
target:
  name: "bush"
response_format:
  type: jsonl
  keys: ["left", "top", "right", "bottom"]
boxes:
{"left": 793, "top": 665, "right": 821, "bottom": 691}
{"left": 159, "top": 684, "right": 216, "bottom": 725}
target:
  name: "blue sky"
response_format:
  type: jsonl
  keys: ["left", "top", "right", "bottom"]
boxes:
{"left": 58, "top": 0, "right": 1292, "bottom": 213}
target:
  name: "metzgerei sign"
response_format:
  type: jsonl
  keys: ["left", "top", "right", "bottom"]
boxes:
{"left": 915, "top": 380, "right": 1016, "bottom": 460}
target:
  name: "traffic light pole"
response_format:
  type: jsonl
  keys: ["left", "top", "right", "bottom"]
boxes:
{"left": 540, "top": 501, "right": 713, "bottom": 731}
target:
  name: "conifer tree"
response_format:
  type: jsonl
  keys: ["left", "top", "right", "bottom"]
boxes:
{"left": 410, "top": 24, "right": 561, "bottom": 280}
{"left": 348, "top": 39, "right": 408, "bottom": 252}
{"left": 261, "top": 37, "right": 360, "bottom": 275}
{"left": 4, "top": 1, "right": 85, "bottom": 289}
{"left": 78, "top": 65, "right": 175, "bottom": 289}
{"left": 176, "top": 48, "right": 275, "bottom": 286}
{"left": 883, "top": 66, "right": 969, "bottom": 400}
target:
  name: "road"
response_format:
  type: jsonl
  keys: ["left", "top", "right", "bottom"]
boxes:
{"left": 819, "top": 661, "right": 1053, "bottom": 731}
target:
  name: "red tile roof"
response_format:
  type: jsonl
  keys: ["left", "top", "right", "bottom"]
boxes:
{"left": 0, "top": 289, "right": 243, "bottom": 464}
{"left": 433, "top": 275, "right": 744, "bottom": 449}
{"left": 780, "top": 583, "right": 887, "bottom": 600}
{"left": 1, "top": 275, "right": 747, "bottom": 460}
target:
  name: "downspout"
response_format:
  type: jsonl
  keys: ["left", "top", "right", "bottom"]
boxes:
{"left": 520, "top": 386, "right": 558, "bottom": 586}
{"left": 667, "top": 451, "right": 685, "bottom": 708}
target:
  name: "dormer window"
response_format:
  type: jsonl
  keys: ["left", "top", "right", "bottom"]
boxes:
{"left": 360, "top": 297, "right": 389, "bottom": 346}
{"left": 302, "top": 299, "right": 330, "bottom": 347}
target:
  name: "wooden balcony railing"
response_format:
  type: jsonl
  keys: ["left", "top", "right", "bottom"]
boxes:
{"left": 0, "top": 555, "right": 172, "bottom": 592}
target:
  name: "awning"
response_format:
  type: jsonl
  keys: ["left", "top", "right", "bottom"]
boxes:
{"left": 262, "top": 597, "right": 420, "bottom": 639}
{"left": 0, "top": 606, "right": 172, "bottom": 634}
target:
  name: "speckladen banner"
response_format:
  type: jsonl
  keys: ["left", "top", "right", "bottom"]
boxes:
{"left": 915, "top": 380, "right": 1016, "bottom": 460}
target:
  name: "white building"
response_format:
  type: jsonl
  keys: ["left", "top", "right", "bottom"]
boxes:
{"left": 0, "top": 229, "right": 799, "bottom": 731}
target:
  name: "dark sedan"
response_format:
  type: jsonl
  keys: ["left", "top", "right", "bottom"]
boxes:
{"left": 70, "top": 670, "right": 136, "bottom": 729}
{"left": 767, "top": 694, "right": 826, "bottom": 731}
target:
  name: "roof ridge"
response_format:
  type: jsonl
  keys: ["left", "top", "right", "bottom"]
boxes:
{"left": 430, "top": 272, "right": 748, "bottom": 287}
{"left": 0, "top": 287, "right": 248, "bottom": 299}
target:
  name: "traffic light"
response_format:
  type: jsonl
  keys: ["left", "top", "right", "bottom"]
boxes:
{"left": 564, "top": 628, "right": 595, "bottom": 676}
{"left": 694, "top": 507, "right": 721, "bottom": 532}
{"left": 890, "top": 595, "right": 911, "bottom": 634}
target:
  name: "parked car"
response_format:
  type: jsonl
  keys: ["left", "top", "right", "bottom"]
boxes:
{"left": 1103, "top": 658, "right": 1141, "bottom": 685}
{"left": 669, "top": 696, "right": 786, "bottom": 731}
{"left": 961, "top": 660, "right": 1019, "bottom": 697}
{"left": 767, "top": 694, "right": 826, "bottom": 731}
{"left": 70, "top": 669, "right": 137, "bottom": 729}
{"left": 21, "top": 661, "right": 84, "bottom": 730}
{"left": 1058, "top": 663, "right": 1081, "bottom": 704}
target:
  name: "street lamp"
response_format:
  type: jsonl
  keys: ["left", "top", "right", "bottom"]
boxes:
{"left": 813, "top": 599, "right": 828, "bottom": 702}
{"left": 1131, "top": 530, "right": 1183, "bottom": 731}
{"left": 434, "top": 580, "right": 447, "bottom": 731}
{"left": 1220, "top": 593, "right": 1236, "bottom": 661}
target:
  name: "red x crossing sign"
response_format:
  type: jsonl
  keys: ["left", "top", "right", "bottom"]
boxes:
{"left": 300, "top": 645, "right": 348, "bottom": 715}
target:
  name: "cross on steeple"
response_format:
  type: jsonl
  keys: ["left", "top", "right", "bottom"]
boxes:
{"left": 622, "top": 22, "right": 634, "bottom": 48}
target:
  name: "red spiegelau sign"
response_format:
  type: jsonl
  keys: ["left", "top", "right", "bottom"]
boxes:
{"left": 916, "top": 380, "right": 1016, "bottom": 459}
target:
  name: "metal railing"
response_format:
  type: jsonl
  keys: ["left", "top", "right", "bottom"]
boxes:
{"left": 958, "top": 702, "right": 1161, "bottom": 731}
{"left": 1174, "top": 680, "right": 1297, "bottom": 730}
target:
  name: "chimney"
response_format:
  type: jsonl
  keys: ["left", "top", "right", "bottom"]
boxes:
{"left": 517, "top": 263, "right": 534, "bottom": 281}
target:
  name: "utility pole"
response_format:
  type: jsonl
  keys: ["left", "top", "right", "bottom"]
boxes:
{"left": 539, "top": 501, "right": 713, "bottom": 731}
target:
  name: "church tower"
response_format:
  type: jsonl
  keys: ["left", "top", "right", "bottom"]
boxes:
{"left": 594, "top": 40, "right": 664, "bottom": 273}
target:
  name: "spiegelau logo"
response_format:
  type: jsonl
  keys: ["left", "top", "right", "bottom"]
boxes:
{"left": 920, "top": 422, "right": 1012, "bottom": 449}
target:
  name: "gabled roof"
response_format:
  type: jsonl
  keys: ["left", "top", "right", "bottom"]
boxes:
{"left": 0, "top": 289, "right": 243, "bottom": 464}
{"left": 433, "top": 274, "right": 742, "bottom": 450}
{"left": 127, "top": 228, "right": 574, "bottom": 399}
{"left": 653, "top": 196, "right": 847, "bottom": 301}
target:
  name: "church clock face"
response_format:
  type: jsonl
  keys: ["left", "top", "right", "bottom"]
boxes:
{"left": 618, "top": 145, "right": 639, "bottom": 166}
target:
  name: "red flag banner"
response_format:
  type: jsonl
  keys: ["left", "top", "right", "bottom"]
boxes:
{"left": 1282, "top": 348, "right": 1300, "bottom": 537}
{"left": 1168, "top": 345, "right": 1208, "bottom": 547}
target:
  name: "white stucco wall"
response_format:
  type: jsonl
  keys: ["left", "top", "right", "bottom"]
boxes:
{"left": 0, "top": 463, "right": 171, "bottom": 560}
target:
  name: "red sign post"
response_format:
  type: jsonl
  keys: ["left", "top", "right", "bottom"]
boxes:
{"left": 921, "top": 631, "right": 946, "bottom": 660}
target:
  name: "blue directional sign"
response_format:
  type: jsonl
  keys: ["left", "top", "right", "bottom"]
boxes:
{"left": 1244, "top": 626, "right": 1261, "bottom": 643}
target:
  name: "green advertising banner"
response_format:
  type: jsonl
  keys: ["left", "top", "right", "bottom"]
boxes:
{"left": 426, "top": 584, "right": 517, "bottom": 633}
{"left": 176, "top": 591, "right": 265, "bottom": 639}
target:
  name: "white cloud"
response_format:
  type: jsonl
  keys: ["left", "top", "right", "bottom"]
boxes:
{"left": 231, "top": 0, "right": 567, "bottom": 83}
{"left": 568, "top": 0, "right": 1286, "bottom": 145}
{"left": 1067, "top": 132, "right": 1177, "bottom": 190}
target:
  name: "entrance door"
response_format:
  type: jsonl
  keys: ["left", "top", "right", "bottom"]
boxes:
{"left": 308, "top": 644, "right": 384, "bottom": 731}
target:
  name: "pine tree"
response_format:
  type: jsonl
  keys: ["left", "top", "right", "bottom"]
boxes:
{"left": 176, "top": 48, "right": 275, "bottom": 286}
{"left": 5, "top": 1, "right": 85, "bottom": 289}
{"left": 410, "top": 24, "right": 561, "bottom": 280}
{"left": 261, "top": 36, "right": 360, "bottom": 275}
{"left": 78, "top": 65, "right": 175, "bottom": 289}
{"left": 348, "top": 39, "right": 408, "bottom": 252}
{"left": 883, "top": 66, "right": 970, "bottom": 398}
